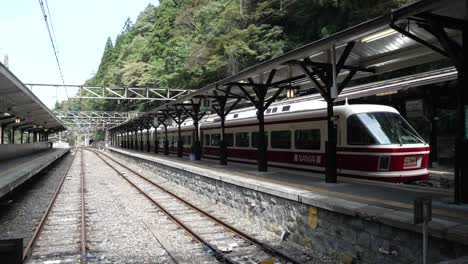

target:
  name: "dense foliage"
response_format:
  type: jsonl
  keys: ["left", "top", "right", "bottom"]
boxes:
{"left": 58, "top": 0, "right": 412, "bottom": 113}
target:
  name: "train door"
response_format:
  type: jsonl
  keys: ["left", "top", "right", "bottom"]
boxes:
{"left": 200, "top": 130, "right": 204, "bottom": 157}
{"left": 336, "top": 117, "right": 343, "bottom": 172}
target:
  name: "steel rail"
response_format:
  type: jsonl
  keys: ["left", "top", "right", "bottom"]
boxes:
{"left": 80, "top": 149, "right": 87, "bottom": 264}
{"left": 87, "top": 149, "right": 233, "bottom": 263}
{"left": 22, "top": 149, "right": 77, "bottom": 261}
{"left": 91, "top": 149, "right": 303, "bottom": 264}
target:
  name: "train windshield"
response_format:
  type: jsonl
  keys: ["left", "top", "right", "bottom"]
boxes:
{"left": 347, "top": 112, "right": 424, "bottom": 145}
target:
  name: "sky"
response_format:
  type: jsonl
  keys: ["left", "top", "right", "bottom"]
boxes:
{"left": 0, "top": 0, "right": 158, "bottom": 109}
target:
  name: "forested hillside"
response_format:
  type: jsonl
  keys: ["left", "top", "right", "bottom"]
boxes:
{"left": 58, "top": 0, "right": 412, "bottom": 112}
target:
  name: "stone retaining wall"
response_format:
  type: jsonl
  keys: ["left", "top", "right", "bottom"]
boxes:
{"left": 111, "top": 150, "right": 467, "bottom": 264}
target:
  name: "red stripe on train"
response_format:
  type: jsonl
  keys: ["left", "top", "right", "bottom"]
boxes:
{"left": 337, "top": 146, "right": 429, "bottom": 153}
{"left": 202, "top": 155, "right": 428, "bottom": 182}
{"left": 203, "top": 146, "right": 429, "bottom": 172}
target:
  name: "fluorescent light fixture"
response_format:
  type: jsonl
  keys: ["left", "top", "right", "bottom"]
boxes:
{"left": 3, "top": 112, "right": 10, "bottom": 116}
{"left": 376, "top": 90, "right": 398, "bottom": 96}
{"left": 286, "top": 87, "right": 295, "bottom": 98}
{"left": 362, "top": 28, "right": 398, "bottom": 43}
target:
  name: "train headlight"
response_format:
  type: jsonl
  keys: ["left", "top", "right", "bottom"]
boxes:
{"left": 378, "top": 156, "right": 390, "bottom": 171}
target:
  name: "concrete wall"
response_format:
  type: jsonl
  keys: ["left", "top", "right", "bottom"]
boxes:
{"left": 111, "top": 150, "right": 468, "bottom": 264}
{"left": 0, "top": 142, "right": 51, "bottom": 161}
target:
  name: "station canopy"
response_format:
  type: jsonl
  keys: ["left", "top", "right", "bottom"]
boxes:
{"left": 111, "top": 0, "right": 466, "bottom": 129}
{"left": 0, "top": 63, "right": 66, "bottom": 132}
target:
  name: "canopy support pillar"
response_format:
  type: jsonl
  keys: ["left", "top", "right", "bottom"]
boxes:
{"left": 154, "top": 129, "right": 159, "bottom": 154}
{"left": 146, "top": 128, "right": 151, "bottom": 152}
{"left": 180, "top": 98, "right": 207, "bottom": 161}
{"left": 0, "top": 124, "right": 4, "bottom": 144}
{"left": 235, "top": 69, "right": 285, "bottom": 172}
{"left": 211, "top": 86, "right": 242, "bottom": 165}
{"left": 165, "top": 108, "right": 186, "bottom": 158}
{"left": 393, "top": 13, "right": 468, "bottom": 203}
{"left": 164, "top": 123, "right": 169, "bottom": 155}
{"left": 290, "top": 41, "right": 364, "bottom": 183}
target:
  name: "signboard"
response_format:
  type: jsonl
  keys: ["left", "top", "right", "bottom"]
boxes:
{"left": 406, "top": 99, "right": 424, "bottom": 118}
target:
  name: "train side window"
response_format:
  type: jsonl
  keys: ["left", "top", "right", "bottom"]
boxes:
{"left": 204, "top": 134, "right": 210, "bottom": 146}
{"left": 211, "top": 134, "right": 221, "bottom": 146}
{"left": 235, "top": 132, "right": 249, "bottom": 147}
{"left": 233, "top": 114, "right": 238, "bottom": 118}
{"left": 252, "top": 132, "right": 268, "bottom": 148}
{"left": 225, "top": 133, "right": 234, "bottom": 147}
{"left": 271, "top": 130, "right": 291, "bottom": 149}
{"left": 266, "top": 108, "right": 272, "bottom": 114}
{"left": 295, "top": 129, "right": 321, "bottom": 150}
{"left": 272, "top": 107, "right": 277, "bottom": 113}
{"left": 282, "top": 105, "right": 290, "bottom": 112}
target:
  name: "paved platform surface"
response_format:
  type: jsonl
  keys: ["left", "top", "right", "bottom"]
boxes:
{"left": 0, "top": 148, "right": 69, "bottom": 198}
{"left": 108, "top": 147, "right": 468, "bottom": 245}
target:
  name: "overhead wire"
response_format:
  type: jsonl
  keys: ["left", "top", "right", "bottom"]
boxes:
{"left": 38, "top": 0, "right": 69, "bottom": 100}
{"left": 255, "top": 0, "right": 298, "bottom": 25}
{"left": 44, "top": 0, "right": 59, "bottom": 55}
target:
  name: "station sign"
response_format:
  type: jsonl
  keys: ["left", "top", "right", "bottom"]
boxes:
{"left": 406, "top": 99, "right": 424, "bottom": 118}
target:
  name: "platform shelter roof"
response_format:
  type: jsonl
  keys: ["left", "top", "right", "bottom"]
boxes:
{"left": 110, "top": 0, "right": 466, "bottom": 130}
{"left": 0, "top": 63, "right": 66, "bottom": 132}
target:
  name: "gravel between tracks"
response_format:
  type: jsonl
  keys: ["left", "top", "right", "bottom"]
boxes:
{"left": 85, "top": 149, "right": 216, "bottom": 263}
{"left": 25, "top": 149, "right": 83, "bottom": 263}
{"left": 102, "top": 149, "right": 339, "bottom": 264}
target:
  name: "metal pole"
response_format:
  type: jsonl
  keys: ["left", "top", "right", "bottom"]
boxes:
{"left": 220, "top": 116, "right": 227, "bottom": 165}
{"left": 455, "top": 24, "right": 468, "bottom": 203}
{"left": 257, "top": 108, "right": 267, "bottom": 172}
{"left": 325, "top": 47, "right": 338, "bottom": 183}
{"left": 177, "top": 123, "right": 183, "bottom": 158}
{"left": 154, "top": 129, "right": 159, "bottom": 154}
{"left": 194, "top": 121, "right": 201, "bottom": 160}
{"left": 11, "top": 128, "right": 15, "bottom": 144}
{"left": 423, "top": 219, "right": 428, "bottom": 264}
{"left": 0, "top": 124, "right": 3, "bottom": 144}
{"left": 164, "top": 125, "right": 169, "bottom": 155}
{"left": 460, "top": 25, "right": 468, "bottom": 203}
{"left": 147, "top": 128, "right": 150, "bottom": 152}
{"left": 140, "top": 129, "right": 144, "bottom": 151}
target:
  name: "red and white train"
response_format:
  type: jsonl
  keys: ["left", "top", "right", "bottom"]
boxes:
{"left": 158, "top": 99, "right": 429, "bottom": 182}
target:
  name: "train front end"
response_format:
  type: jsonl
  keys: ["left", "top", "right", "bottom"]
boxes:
{"left": 338, "top": 105, "right": 429, "bottom": 182}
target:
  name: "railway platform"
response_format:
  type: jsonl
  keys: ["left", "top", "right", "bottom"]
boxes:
{"left": 108, "top": 146, "right": 468, "bottom": 263}
{"left": 0, "top": 148, "right": 69, "bottom": 199}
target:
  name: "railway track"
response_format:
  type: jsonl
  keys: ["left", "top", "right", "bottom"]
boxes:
{"left": 89, "top": 148, "right": 303, "bottom": 264}
{"left": 23, "top": 148, "right": 87, "bottom": 263}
